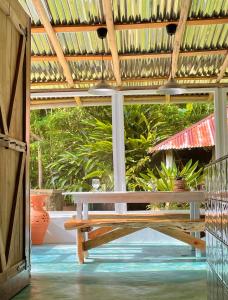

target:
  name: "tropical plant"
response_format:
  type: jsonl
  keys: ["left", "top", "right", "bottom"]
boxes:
{"left": 30, "top": 103, "right": 213, "bottom": 193}
{"left": 132, "top": 160, "right": 203, "bottom": 192}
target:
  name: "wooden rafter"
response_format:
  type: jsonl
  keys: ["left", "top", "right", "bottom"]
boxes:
{"left": 102, "top": 0, "right": 121, "bottom": 86}
{"left": 30, "top": 94, "right": 214, "bottom": 109}
{"left": 31, "top": 49, "right": 228, "bottom": 62}
{"left": 217, "top": 51, "right": 228, "bottom": 82}
{"left": 32, "top": 0, "right": 74, "bottom": 86}
{"left": 31, "top": 17, "right": 228, "bottom": 33}
{"left": 170, "top": 0, "right": 192, "bottom": 79}
{"left": 30, "top": 75, "right": 228, "bottom": 88}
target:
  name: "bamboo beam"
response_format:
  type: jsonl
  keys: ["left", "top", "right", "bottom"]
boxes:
{"left": 216, "top": 51, "right": 228, "bottom": 82}
{"left": 102, "top": 0, "right": 121, "bottom": 86}
{"left": 31, "top": 49, "right": 228, "bottom": 62}
{"left": 171, "top": 0, "right": 192, "bottom": 79}
{"left": 32, "top": 0, "right": 73, "bottom": 86}
{"left": 31, "top": 17, "right": 228, "bottom": 33}
{"left": 30, "top": 94, "right": 213, "bottom": 109}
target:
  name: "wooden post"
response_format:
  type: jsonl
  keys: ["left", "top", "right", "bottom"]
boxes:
{"left": 214, "top": 88, "right": 228, "bottom": 159}
{"left": 165, "top": 150, "right": 173, "bottom": 168}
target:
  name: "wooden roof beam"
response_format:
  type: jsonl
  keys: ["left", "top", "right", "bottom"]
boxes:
{"left": 102, "top": 0, "right": 121, "bottom": 86}
{"left": 30, "top": 94, "right": 213, "bottom": 109}
{"left": 31, "top": 17, "right": 228, "bottom": 33}
{"left": 32, "top": 0, "right": 74, "bottom": 86}
{"left": 30, "top": 75, "right": 228, "bottom": 87}
{"left": 31, "top": 49, "right": 228, "bottom": 62}
{"left": 171, "top": 0, "right": 192, "bottom": 79}
{"left": 216, "top": 51, "right": 228, "bottom": 82}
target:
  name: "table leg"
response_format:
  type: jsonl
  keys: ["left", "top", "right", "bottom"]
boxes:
{"left": 190, "top": 201, "right": 201, "bottom": 257}
{"left": 83, "top": 203, "right": 89, "bottom": 258}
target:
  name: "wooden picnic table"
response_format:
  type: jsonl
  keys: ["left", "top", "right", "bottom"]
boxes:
{"left": 63, "top": 191, "right": 205, "bottom": 263}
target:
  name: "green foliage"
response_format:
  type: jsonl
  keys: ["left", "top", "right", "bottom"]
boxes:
{"left": 30, "top": 103, "right": 213, "bottom": 192}
{"left": 129, "top": 160, "right": 203, "bottom": 192}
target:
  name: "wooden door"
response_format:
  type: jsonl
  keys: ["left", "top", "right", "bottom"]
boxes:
{"left": 0, "top": 0, "right": 30, "bottom": 299}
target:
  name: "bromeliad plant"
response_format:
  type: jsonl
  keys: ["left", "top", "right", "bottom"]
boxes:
{"left": 132, "top": 159, "right": 204, "bottom": 192}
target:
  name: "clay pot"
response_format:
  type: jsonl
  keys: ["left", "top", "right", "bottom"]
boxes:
{"left": 173, "top": 178, "right": 189, "bottom": 192}
{"left": 31, "top": 194, "right": 50, "bottom": 245}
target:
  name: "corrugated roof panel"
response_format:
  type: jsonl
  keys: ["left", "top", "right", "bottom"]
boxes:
{"left": 31, "top": 33, "right": 54, "bottom": 55}
{"left": 57, "top": 32, "right": 109, "bottom": 55}
{"left": 189, "top": 0, "right": 228, "bottom": 18}
{"left": 19, "top": 0, "right": 104, "bottom": 25}
{"left": 117, "top": 28, "right": 172, "bottom": 53}
{"left": 149, "top": 111, "right": 228, "bottom": 152}
{"left": 31, "top": 61, "right": 64, "bottom": 82}
{"left": 177, "top": 55, "right": 225, "bottom": 77}
{"left": 69, "top": 61, "right": 115, "bottom": 81}
{"left": 120, "top": 58, "right": 170, "bottom": 78}
{"left": 182, "top": 24, "right": 228, "bottom": 50}
{"left": 112, "top": 0, "right": 180, "bottom": 23}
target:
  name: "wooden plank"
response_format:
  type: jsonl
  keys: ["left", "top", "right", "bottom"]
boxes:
{"left": 77, "top": 229, "right": 85, "bottom": 264}
{"left": 5, "top": 152, "right": 26, "bottom": 264}
{"left": 102, "top": 0, "right": 121, "bottom": 86}
{"left": 171, "top": 0, "right": 192, "bottom": 79}
{"left": 216, "top": 51, "right": 228, "bottom": 82}
{"left": 84, "top": 227, "right": 141, "bottom": 251}
{"left": 31, "top": 17, "right": 228, "bottom": 33}
{"left": 7, "top": 34, "right": 25, "bottom": 131}
{"left": 31, "top": 49, "right": 228, "bottom": 62}
{"left": 88, "top": 227, "right": 114, "bottom": 240}
{"left": 0, "top": 229, "right": 6, "bottom": 272}
{"left": 152, "top": 227, "right": 205, "bottom": 251}
{"left": 32, "top": 0, "right": 73, "bottom": 86}
{"left": 30, "top": 74, "right": 224, "bottom": 87}
{"left": 65, "top": 216, "right": 205, "bottom": 231}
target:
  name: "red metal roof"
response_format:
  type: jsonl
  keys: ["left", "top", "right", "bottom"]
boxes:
{"left": 149, "top": 111, "right": 227, "bottom": 153}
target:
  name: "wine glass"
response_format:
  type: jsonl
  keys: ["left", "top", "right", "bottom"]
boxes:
{"left": 92, "top": 178, "right": 100, "bottom": 191}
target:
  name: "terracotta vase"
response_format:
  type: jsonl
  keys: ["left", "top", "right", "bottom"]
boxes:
{"left": 31, "top": 194, "right": 50, "bottom": 245}
{"left": 173, "top": 179, "right": 188, "bottom": 192}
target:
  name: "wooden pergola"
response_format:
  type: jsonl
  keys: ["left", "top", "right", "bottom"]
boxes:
{"left": 19, "top": 0, "right": 228, "bottom": 211}
{"left": 17, "top": 0, "right": 228, "bottom": 102}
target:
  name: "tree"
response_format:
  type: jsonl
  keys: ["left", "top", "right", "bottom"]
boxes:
{"left": 30, "top": 103, "right": 214, "bottom": 192}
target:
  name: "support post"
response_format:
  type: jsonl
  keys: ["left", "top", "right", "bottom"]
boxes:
{"left": 190, "top": 201, "right": 201, "bottom": 256}
{"left": 112, "top": 92, "right": 127, "bottom": 213}
{"left": 214, "top": 88, "right": 228, "bottom": 159}
{"left": 165, "top": 150, "right": 173, "bottom": 168}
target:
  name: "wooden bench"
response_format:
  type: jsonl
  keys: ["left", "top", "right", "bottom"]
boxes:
{"left": 63, "top": 192, "right": 205, "bottom": 264}
{"left": 64, "top": 213, "right": 205, "bottom": 264}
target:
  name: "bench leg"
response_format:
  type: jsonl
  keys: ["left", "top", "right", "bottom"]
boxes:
{"left": 77, "top": 229, "right": 85, "bottom": 264}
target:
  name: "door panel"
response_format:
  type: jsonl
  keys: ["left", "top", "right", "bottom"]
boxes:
{"left": 0, "top": 0, "right": 30, "bottom": 299}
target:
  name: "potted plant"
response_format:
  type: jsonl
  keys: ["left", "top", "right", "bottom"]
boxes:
{"left": 173, "top": 175, "right": 188, "bottom": 192}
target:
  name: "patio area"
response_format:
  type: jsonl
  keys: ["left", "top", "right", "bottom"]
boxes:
{"left": 14, "top": 244, "right": 206, "bottom": 300}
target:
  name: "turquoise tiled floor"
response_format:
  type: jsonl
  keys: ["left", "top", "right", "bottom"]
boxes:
{"left": 14, "top": 244, "right": 207, "bottom": 300}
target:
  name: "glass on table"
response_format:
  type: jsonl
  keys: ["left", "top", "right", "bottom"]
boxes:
{"left": 92, "top": 178, "right": 100, "bottom": 191}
